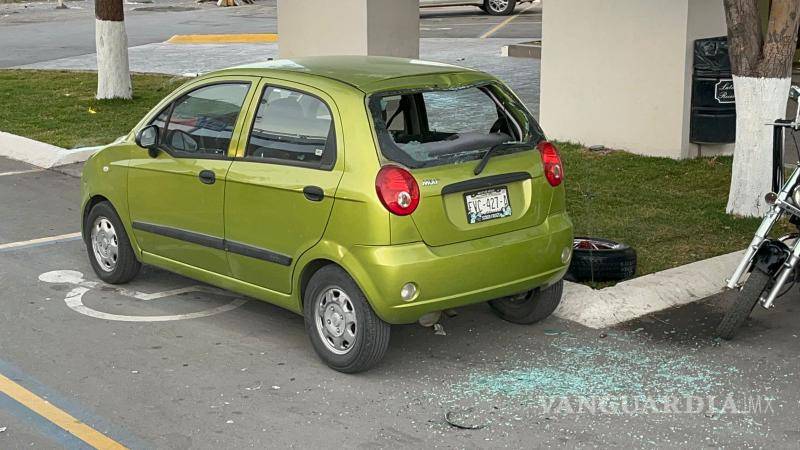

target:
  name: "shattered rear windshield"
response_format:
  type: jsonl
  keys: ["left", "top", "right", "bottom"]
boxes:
{"left": 368, "top": 82, "right": 544, "bottom": 169}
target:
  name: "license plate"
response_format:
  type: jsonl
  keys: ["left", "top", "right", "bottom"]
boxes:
{"left": 464, "top": 187, "right": 512, "bottom": 224}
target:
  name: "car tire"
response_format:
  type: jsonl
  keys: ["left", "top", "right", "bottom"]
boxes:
{"left": 717, "top": 270, "right": 771, "bottom": 340}
{"left": 303, "top": 265, "right": 391, "bottom": 373}
{"left": 566, "top": 237, "right": 637, "bottom": 282}
{"left": 489, "top": 280, "right": 563, "bottom": 324}
{"left": 84, "top": 201, "right": 141, "bottom": 284}
{"left": 483, "top": 0, "right": 517, "bottom": 15}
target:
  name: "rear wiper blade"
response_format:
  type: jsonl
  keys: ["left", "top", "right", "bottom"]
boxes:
{"left": 473, "top": 142, "right": 531, "bottom": 175}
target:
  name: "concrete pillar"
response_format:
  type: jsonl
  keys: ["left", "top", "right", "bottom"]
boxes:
{"left": 277, "top": 0, "right": 419, "bottom": 59}
{"left": 539, "top": 0, "right": 730, "bottom": 159}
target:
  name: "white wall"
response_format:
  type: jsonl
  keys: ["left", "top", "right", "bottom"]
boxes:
{"left": 540, "top": 0, "right": 728, "bottom": 159}
{"left": 278, "top": 0, "right": 419, "bottom": 59}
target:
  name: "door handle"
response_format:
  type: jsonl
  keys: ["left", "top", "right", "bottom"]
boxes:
{"left": 198, "top": 170, "right": 216, "bottom": 185}
{"left": 303, "top": 186, "right": 324, "bottom": 202}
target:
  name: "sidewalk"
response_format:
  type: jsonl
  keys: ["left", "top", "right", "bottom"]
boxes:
{"left": 16, "top": 37, "right": 541, "bottom": 117}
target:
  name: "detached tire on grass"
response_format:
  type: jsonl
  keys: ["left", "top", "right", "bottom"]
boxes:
{"left": 567, "top": 237, "right": 637, "bottom": 283}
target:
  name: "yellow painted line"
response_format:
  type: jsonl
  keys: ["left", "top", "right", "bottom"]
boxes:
{"left": 0, "top": 232, "right": 82, "bottom": 251}
{"left": 0, "top": 372, "right": 127, "bottom": 449}
{"left": 480, "top": 2, "right": 537, "bottom": 39}
{"left": 167, "top": 33, "right": 278, "bottom": 44}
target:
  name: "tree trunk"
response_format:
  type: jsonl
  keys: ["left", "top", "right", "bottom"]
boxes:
{"left": 95, "top": 0, "right": 131, "bottom": 100}
{"left": 724, "top": 0, "right": 800, "bottom": 217}
{"left": 726, "top": 75, "right": 790, "bottom": 216}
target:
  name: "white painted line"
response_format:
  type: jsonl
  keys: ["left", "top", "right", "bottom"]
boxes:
{"left": 554, "top": 250, "right": 744, "bottom": 329}
{"left": 0, "top": 232, "right": 82, "bottom": 252}
{"left": 38, "top": 270, "right": 248, "bottom": 322}
{"left": 0, "top": 168, "right": 43, "bottom": 177}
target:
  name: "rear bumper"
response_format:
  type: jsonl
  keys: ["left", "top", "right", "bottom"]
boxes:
{"left": 349, "top": 212, "right": 573, "bottom": 324}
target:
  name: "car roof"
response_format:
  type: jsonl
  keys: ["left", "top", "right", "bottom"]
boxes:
{"left": 210, "top": 55, "right": 492, "bottom": 93}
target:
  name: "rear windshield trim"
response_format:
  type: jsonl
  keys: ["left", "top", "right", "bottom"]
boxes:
{"left": 441, "top": 171, "right": 532, "bottom": 195}
{"left": 366, "top": 81, "right": 544, "bottom": 169}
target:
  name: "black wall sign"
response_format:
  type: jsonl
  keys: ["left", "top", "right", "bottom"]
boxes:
{"left": 714, "top": 79, "right": 735, "bottom": 104}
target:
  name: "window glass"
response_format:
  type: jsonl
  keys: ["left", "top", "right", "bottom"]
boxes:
{"left": 423, "top": 88, "right": 499, "bottom": 134}
{"left": 369, "top": 84, "right": 543, "bottom": 169}
{"left": 159, "top": 83, "right": 249, "bottom": 156}
{"left": 246, "top": 86, "right": 334, "bottom": 168}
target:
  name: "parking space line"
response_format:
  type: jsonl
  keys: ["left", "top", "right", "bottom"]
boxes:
{"left": 0, "top": 232, "right": 82, "bottom": 252}
{"left": 0, "top": 168, "right": 43, "bottom": 177}
{"left": 479, "top": 2, "right": 537, "bottom": 39}
{"left": 0, "top": 372, "right": 127, "bottom": 449}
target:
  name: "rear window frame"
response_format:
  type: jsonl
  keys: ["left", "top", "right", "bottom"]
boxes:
{"left": 366, "top": 81, "right": 545, "bottom": 169}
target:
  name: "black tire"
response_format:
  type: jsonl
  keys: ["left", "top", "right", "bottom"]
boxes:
{"left": 489, "top": 280, "right": 563, "bottom": 324}
{"left": 303, "top": 265, "right": 391, "bottom": 373}
{"left": 716, "top": 270, "right": 771, "bottom": 340}
{"left": 567, "top": 237, "right": 637, "bottom": 282}
{"left": 84, "top": 201, "right": 141, "bottom": 284}
{"left": 483, "top": 0, "right": 517, "bottom": 15}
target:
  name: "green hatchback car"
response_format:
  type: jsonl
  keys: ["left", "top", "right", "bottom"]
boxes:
{"left": 81, "top": 56, "right": 573, "bottom": 372}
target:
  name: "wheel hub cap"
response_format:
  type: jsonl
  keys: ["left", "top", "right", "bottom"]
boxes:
{"left": 90, "top": 217, "right": 119, "bottom": 272}
{"left": 314, "top": 287, "right": 357, "bottom": 355}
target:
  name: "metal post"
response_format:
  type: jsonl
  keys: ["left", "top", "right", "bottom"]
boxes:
{"left": 773, "top": 119, "right": 791, "bottom": 192}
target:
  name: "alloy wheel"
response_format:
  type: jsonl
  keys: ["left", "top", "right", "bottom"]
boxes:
{"left": 488, "top": 0, "right": 509, "bottom": 13}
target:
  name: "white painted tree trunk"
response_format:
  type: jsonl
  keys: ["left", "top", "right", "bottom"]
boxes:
{"left": 726, "top": 75, "right": 791, "bottom": 217}
{"left": 95, "top": 19, "right": 132, "bottom": 100}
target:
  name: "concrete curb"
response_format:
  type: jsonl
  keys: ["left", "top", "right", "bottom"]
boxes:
{"left": 554, "top": 250, "right": 743, "bottom": 329}
{"left": 0, "top": 132, "right": 101, "bottom": 169}
{"left": 501, "top": 41, "right": 541, "bottom": 59}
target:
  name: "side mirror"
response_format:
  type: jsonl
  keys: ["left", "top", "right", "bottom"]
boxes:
{"left": 135, "top": 125, "right": 160, "bottom": 157}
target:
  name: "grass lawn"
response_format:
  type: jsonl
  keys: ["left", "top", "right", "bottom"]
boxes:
{"left": 0, "top": 70, "right": 768, "bottom": 277}
{"left": 0, "top": 70, "right": 186, "bottom": 149}
{"left": 560, "top": 144, "right": 769, "bottom": 276}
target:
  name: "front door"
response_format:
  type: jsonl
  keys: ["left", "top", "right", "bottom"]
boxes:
{"left": 128, "top": 78, "right": 257, "bottom": 275}
{"left": 224, "top": 80, "right": 344, "bottom": 294}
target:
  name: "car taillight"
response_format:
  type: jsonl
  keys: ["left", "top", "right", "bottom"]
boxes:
{"left": 375, "top": 165, "right": 420, "bottom": 216}
{"left": 538, "top": 141, "right": 563, "bottom": 187}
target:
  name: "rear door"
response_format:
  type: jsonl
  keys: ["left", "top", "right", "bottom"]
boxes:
{"left": 224, "top": 78, "right": 343, "bottom": 294}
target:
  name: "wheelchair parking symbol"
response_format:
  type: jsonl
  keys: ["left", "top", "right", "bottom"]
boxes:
{"left": 38, "top": 270, "right": 247, "bottom": 322}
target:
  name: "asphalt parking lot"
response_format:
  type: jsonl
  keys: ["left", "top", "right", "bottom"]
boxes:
{"left": 2, "top": 156, "right": 800, "bottom": 448}
{"left": 0, "top": 1, "right": 541, "bottom": 67}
